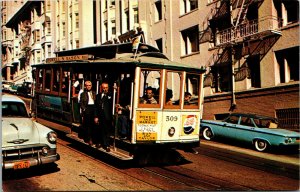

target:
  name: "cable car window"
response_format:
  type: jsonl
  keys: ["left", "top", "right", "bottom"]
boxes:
{"left": 73, "top": 73, "right": 84, "bottom": 96}
{"left": 139, "top": 69, "right": 161, "bottom": 106}
{"left": 184, "top": 73, "right": 200, "bottom": 107}
{"left": 53, "top": 68, "right": 60, "bottom": 92}
{"left": 119, "top": 73, "right": 132, "bottom": 107}
{"left": 36, "top": 69, "right": 43, "bottom": 91}
{"left": 45, "top": 69, "right": 51, "bottom": 92}
{"left": 165, "top": 71, "right": 182, "bottom": 107}
{"left": 62, "top": 69, "right": 69, "bottom": 94}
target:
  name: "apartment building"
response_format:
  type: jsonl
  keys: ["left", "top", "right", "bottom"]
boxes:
{"left": 1, "top": 0, "right": 24, "bottom": 83}
{"left": 197, "top": 0, "right": 299, "bottom": 131}
{"left": 2, "top": 0, "right": 299, "bottom": 130}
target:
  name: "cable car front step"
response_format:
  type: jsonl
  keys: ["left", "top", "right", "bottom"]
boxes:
{"left": 66, "top": 133, "right": 134, "bottom": 160}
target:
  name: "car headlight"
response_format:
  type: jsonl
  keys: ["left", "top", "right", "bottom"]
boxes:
{"left": 47, "top": 131, "right": 57, "bottom": 144}
{"left": 284, "top": 137, "right": 292, "bottom": 144}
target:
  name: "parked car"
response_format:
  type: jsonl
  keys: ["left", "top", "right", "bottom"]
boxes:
{"left": 17, "top": 81, "right": 32, "bottom": 97}
{"left": 2, "top": 81, "right": 13, "bottom": 92}
{"left": 200, "top": 113, "right": 300, "bottom": 152}
{"left": 2, "top": 94, "right": 60, "bottom": 169}
{"left": 8, "top": 83, "right": 22, "bottom": 95}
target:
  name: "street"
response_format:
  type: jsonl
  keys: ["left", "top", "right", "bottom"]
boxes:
{"left": 2, "top": 1, "right": 300, "bottom": 191}
{"left": 2, "top": 132, "right": 299, "bottom": 191}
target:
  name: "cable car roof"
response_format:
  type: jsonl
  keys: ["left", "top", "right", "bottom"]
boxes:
{"left": 34, "top": 43, "right": 206, "bottom": 73}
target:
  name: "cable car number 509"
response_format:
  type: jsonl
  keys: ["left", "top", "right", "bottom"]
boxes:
{"left": 166, "top": 116, "right": 178, "bottom": 121}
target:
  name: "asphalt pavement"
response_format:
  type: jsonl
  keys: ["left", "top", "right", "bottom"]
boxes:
{"left": 200, "top": 140, "right": 299, "bottom": 166}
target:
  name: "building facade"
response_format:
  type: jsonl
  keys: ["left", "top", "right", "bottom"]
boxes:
{"left": 1, "top": 0, "right": 25, "bottom": 83}
{"left": 2, "top": 0, "right": 299, "bottom": 130}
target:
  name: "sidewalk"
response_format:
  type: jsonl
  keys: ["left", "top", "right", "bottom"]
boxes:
{"left": 200, "top": 140, "right": 300, "bottom": 166}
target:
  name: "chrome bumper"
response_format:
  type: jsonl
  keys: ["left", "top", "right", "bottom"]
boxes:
{"left": 2, "top": 153, "right": 60, "bottom": 169}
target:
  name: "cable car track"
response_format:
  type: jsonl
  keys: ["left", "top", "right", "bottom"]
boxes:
{"left": 57, "top": 138, "right": 255, "bottom": 190}
{"left": 197, "top": 143, "right": 299, "bottom": 180}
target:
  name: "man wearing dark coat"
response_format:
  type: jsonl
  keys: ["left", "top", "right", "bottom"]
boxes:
{"left": 80, "top": 81, "right": 96, "bottom": 145}
{"left": 94, "top": 82, "right": 113, "bottom": 152}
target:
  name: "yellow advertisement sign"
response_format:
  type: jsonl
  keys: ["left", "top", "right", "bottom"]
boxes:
{"left": 136, "top": 111, "right": 158, "bottom": 141}
{"left": 136, "top": 111, "right": 157, "bottom": 124}
{"left": 136, "top": 133, "right": 157, "bottom": 141}
{"left": 181, "top": 115, "right": 199, "bottom": 135}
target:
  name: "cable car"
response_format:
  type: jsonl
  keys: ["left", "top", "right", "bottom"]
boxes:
{"left": 31, "top": 43, "right": 206, "bottom": 162}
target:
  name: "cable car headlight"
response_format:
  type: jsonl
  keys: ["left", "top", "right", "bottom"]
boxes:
{"left": 47, "top": 131, "right": 57, "bottom": 144}
{"left": 168, "top": 127, "right": 175, "bottom": 137}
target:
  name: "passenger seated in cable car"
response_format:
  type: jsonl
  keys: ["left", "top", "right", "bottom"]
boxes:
{"left": 184, "top": 92, "right": 192, "bottom": 105}
{"left": 140, "top": 87, "right": 157, "bottom": 104}
{"left": 165, "top": 89, "right": 173, "bottom": 105}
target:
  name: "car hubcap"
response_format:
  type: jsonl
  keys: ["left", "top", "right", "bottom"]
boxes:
{"left": 255, "top": 140, "right": 267, "bottom": 151}
{"left": 203, "top": 128, "right": 212, "bottom": 140}
{"left": 258, "top": 141, "right": 265, "bottom": 148}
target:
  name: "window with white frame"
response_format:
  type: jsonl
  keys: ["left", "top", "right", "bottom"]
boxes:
{"left": 181, "top": 0, "right": 198, "bottom": 15}
{"left": 104, "top": 22, "right": 108, "bottom": 41}
{"left": 111, "top": 0, "right": 115, "bottom": 6}
{"left": 37, "top": 51, "right": 41, "bottom": 63}
{"left": 275, "top": 0, "right": 299, "bottom": 26}
{"left": 155, "top": 0, "right": 162, "bottom": 22}
{"left": 111, "top": 19, "right": 116, "bottom": 35}
{"left": 76, "top": 40, "right": 79, "bottom": 48}
{"left": 46, "top": 1, "right": 51, "bottom": 11}
{"left": 134, "top": 7, "right": 139, "bottom": 24}
{"left": 62, "top": 22, "right": 66, "bottom": 37}
{"left": 125, "top": 10, "right": 129, "bottom": 31}
{"left": 75, "top": 13, "right": 79, "bottom": 29}
{"left": 47, "top": 21, "right": 51, "bottom": 35}
{"left": 275, "top": 46, "right": 299, "bottom": 83}
{"left": 3, "top": 14, "right": 6, "bottom": 23}
{"left": 181, "top": 25, "right": 199, "bottom": 56}
{"left": 283, "top": 0, "right": 299, "bottom": 24}
{"left": 47, "top": 44, "right": 51, "bottom": 57}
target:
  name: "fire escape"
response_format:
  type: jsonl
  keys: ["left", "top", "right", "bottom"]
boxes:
{"left": 200, "top": 0, "right": 282, "bottom": 109}
{"left": 19, "top": 20, "right": 32, "bottom": 74}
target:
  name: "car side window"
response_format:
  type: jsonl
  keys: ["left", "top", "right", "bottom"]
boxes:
{"left": 225, "top": 115, "right": 239, "bottom": 125}
{"left": 240, "top": 116, "right": 251, "bottom": 126}
{"left": 252, "top": 118, "right": 261, "bottom": 127}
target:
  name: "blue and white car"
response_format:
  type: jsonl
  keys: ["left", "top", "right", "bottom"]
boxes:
{"left": 200, "top": 113, "right": 300, "bottom": 152}
{"left": 2, "top": 94, "right": 60, "bottom": 169}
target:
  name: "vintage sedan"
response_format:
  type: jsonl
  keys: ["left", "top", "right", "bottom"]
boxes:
{"left": 2, "top": 94, "right": 60, "bottom": 169}
{"left": 200, "top": 113, "right": 300, "bottom": 152}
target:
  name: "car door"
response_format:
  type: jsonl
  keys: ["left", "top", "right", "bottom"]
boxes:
{"left": 236, "top": 116, "right": 256, "bottom": 142}
{"left": 218, "top": 114, "right": 240, "bottom": 139}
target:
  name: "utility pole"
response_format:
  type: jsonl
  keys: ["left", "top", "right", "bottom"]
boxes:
{"left": 230, "top": 0, "right": 237, "bottom": 111}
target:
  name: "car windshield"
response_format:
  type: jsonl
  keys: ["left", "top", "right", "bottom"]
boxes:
{"left": 2, "top": 102, "right": 29, "bottom": 118}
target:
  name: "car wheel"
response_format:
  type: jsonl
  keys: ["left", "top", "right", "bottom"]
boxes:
{"left": 254, "top": 139, "right": 268, "bottom": 152}
{"left": 202, "top": 127, "right": 213, "bottom": 141}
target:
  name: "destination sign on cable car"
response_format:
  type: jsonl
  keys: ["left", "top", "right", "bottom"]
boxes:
{"left": 46, "top": 54, "right": 90, "bottom": 63}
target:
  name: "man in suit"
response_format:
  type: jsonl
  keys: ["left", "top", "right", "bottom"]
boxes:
{"left": 94, "top": 82, "right": 113, "bottom": 152}
{"left": 80, "top": 81, "right": 96, "bottom": 146}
